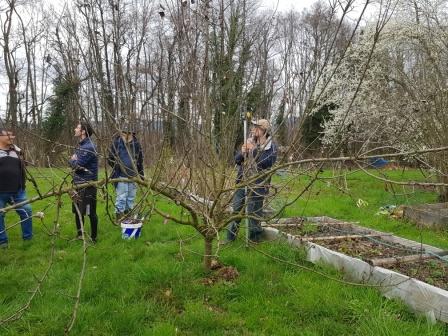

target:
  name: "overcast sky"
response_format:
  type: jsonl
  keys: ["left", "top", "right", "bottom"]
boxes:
{"left": 260, "top": 0, "right": 317, "bottom": 12}
{"left": 260, "top": 0, "right": 377, "bottom": 19}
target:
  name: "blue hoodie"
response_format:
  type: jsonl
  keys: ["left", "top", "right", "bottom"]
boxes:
{"left": 107, "top": 136, "right": 144, "bottom": 179}
{"left": 69, "top": 137, "right": 98, "bottom": 184}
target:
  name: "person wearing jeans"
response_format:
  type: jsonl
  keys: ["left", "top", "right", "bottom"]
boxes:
{"left": 0, "top": 128, "right": 32, "bottom": 247}
{"left": 0, "top": 191, "right": 33, "bottom": 245}
{"left": 224, "top": 119, "right": 277, "bottom": 244}
{"left": 115, "top": 181, "right": 137, "bottom": 215}
{"left": 226, "top": 188, "right": 265, "bottom": 242}
{"left": 108, "top": 123, "right": 144, "bottom": 222}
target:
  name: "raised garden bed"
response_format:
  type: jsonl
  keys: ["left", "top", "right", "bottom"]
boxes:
{"left": 389, "top": 259, "right": 448, "bottom": 291}
{"left": 275, "top": 221, "right": 370, "bottom": 238}
{"left": 264, "top": 216, "right": 448, "bottom": 323}
{"left": 265, "top": 217, "right": 369, "bottom": 237}
{"left": 266, "top": 217, "right": 425, "bottom": 260}
{"left": 403, "top": 202, "right": 448, "bottom": 228}
{"left": 316, "top": 237, "right": 422, "bottom": 260}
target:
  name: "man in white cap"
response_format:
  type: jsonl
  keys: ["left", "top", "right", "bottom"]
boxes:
{"left": 107, "top": 122, "right": 144, "bottom": 223}
{"left": 224, "top": 118, "right": 277, "bottom": 243}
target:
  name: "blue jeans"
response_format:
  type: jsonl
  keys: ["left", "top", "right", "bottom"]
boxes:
{"left": 226, "top": 187, "right": 264, "bottom": 241}
{"left": 0, "top": 190, "right": 33, "bottom": 245}
{"left": 115, "top": 182, "right": 137, "bottom": 214}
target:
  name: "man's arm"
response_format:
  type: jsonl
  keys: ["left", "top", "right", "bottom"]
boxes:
{"left": 70, "top": 146, "right": 96, "bottom": 172}
{"left": 107, "top": 141, "right": 117, "bottom": 168}
{"left": 235, "top": 151, "right": 244, "bottom": 165}
{"left": 255, "top": 146, "right": 277, "bottom": 170}
{"left": 68, "top": 155, "right": 77, "bottom": 169}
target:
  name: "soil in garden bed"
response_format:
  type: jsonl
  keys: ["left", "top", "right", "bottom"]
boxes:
{"left": 279, "top": 222, "right": 371, "bottom": 238}
{"left": 389, "top": 259, "right": 448, "bottom": 290}
{"left": 316, "top": 237, "right": 424, "bottom": 260}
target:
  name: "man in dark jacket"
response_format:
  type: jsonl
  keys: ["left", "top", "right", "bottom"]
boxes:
{"left": 69, "top": 122, "right": 99, "bottom": 242}
{"left": 224, "top": 119, "right": 277, "bottom": 243}
{"left": 107, "top": 124, "right": 144, "bottom": 222}
{"left": 0, "top": 128, "right": 32, "bottom": 247}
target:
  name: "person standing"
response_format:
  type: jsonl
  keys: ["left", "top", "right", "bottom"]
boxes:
{"left": 107, "top": 124, "right": 144, "bottom": 222}
{"left": 224, "top": 119, "right": 277, "bottom": 243}
{"left": 0, "top": 128, "right": 33, "bottom": 247}
{"left": 69, "top": 122, "right": 99, "bottom": 242}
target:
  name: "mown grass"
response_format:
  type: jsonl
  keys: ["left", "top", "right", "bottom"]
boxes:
{"left": 0, "top": 168, "right": 447, "bottom": 335}
{"left": 279, "top": 168, "right": 448, "bottom": 249}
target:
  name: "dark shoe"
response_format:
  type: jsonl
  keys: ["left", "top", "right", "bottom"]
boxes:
{"left": 116, "top": 213, "right": 124, "bottom": 224}
{"left": 249, "top": 229, "right": 264, "bottom": 243}
{"left": 248, "top": 234, "right": 262, "bottom": 244}
{"left": 70, "top": 235, "right": 83, "bottom": 242}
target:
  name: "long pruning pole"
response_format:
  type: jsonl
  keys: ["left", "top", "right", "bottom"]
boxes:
{"left": 244, "top": 111, "right": 252, "bottom": 248}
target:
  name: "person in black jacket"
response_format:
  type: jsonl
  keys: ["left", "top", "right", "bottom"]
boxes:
{"left": 69, "top": 122, "right": 99, "bottom": 242}
{"left": 223, "top": 119, "right": 277, "bottom": 244}
{"left": 0, "top": 128, "right": 32, "bottom": 247}
{"left": 107, "top": 124, "right": 144, "bottom": 222}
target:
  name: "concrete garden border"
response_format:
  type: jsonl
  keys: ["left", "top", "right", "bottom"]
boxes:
{"left": 263, "top": 216, "right": 448, "bottom": 323}
{"left": 403, "top": 203, "right": 448, "bottom": 228}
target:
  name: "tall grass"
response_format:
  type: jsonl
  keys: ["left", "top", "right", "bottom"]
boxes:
{"left": 0, "top": 168, "right": 447, "bottom": 335}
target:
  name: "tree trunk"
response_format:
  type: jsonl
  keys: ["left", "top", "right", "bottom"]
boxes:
{"left": 3, "top": 0, "right": 18, "bottom": 129}
{"left": 203, "top": 236, "right": 213, "bottom": 270}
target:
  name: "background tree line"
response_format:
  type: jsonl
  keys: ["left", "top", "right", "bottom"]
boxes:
{"left": 2, "top": 0, "right": 448, "bottom": 267}
{"left": 0, "top": 0, "right": 353, "bottom": 161}
{"left": 1, "top": 0, "right": 448, "bottom": 195}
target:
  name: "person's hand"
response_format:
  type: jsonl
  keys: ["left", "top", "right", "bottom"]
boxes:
{"left": 241, "top": 142, "right": 254, "bottom": 153}
{"left": 68, "top": 189, "right": 79, "bottom": 201}
{"left": 71, "top": 154, "right": 77, "bottom": 160}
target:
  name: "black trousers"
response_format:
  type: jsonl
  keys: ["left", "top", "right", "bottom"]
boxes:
{"left": 72, "top": 186, "right": 98, "bottom": 240}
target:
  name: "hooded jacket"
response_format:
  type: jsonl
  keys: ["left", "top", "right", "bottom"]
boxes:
{"left": 235, "top": 136, "right": 277, "bottom": 194}
{"left": 69, "top": 137, "right": 98, "bottom": 184}
{"left": 107, "top": 135, "right": 144, "bottom": 179}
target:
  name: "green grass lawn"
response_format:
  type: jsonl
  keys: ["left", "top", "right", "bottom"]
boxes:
{"left": 0, "top": 168, "right": 447, "bottom": 335}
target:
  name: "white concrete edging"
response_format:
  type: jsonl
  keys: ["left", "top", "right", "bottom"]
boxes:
{"left": 263, "top": 226, "right": 448, "bottom": 324}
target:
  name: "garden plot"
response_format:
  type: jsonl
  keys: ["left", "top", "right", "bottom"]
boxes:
{"left": 265, "top": 216, "right": 438, "bottom": 262}
{"left": 263, "top": 216, "right": 448, "bottom": 323}
{"left": 273, "top": 221, "right": 373, "bottom": 239}
{"left": 403, "top": 202, "right": 448, "bottom": 228}
{"left": 317, "top": 237, "right": 423, "bottom": 261}
{"left": 389, "top": 259, "right": 448, "bottom": 291}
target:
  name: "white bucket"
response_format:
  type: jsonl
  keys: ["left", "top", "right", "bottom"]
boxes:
{"left": 120, "top": 220, "right": 143, "bottom": 239}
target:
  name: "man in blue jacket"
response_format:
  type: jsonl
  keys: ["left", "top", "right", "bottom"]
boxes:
{"left": 107, "top": 124, "right": 144, "bottom": 222}
{"left": 224, "top": 119, "right": 277, "bottom": 243}
{"left": 69, "top": 122, "right": 99, "bottom": 242}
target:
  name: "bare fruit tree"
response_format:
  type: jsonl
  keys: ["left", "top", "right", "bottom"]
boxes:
{"left": 3, "top": 0, "right": 448, "bottom": 332}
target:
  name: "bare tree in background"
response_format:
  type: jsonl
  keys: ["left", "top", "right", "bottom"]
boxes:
{"left": 1, "top": 0, "right": 19, "bottom": 128}
{"left": 6, "top": 0, "right": 448, "bottom": 331}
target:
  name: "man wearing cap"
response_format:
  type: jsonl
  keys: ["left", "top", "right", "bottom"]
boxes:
{"left": 0, "top": 128, "right": 33, "bottom": 247}
{"left": 107, "top": 124, "right": 144, "bottom": 222}
{"left": 69, "top": 122, "right": 99, "bottom": 242}
{"left": 224, "top": 118, "right": 277, "bottom": 243}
